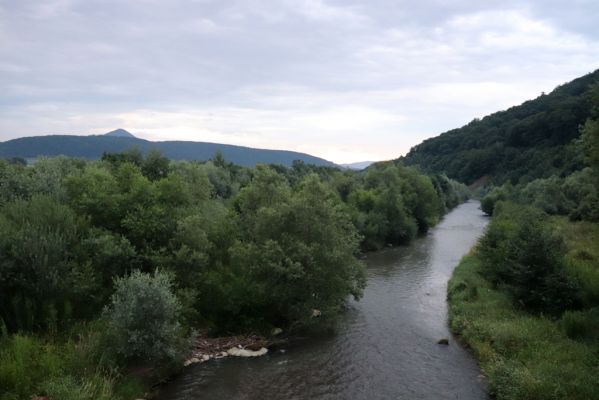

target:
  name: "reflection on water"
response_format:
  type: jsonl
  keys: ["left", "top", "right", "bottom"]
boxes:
{"left": 159, "top": 200, "right": 489, "bottom": 400}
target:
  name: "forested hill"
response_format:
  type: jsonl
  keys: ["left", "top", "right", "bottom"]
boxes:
{"left": 0, "top": 130, "right": 336, "bottom": 167}
{"left": 401, "top": 69, "right": 599, "bottom": 185}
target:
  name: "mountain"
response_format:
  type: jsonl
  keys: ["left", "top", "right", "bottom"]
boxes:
{"left": 341, "top": 161, "right": 375, "bottom": 170}
{"left": 104, "top": 129, "right": 136, "bottom": 138}
{"left": 401, "top": 69, "right": 599, "bottom": 185}
{"left": 0, "top": 130, "right": 335, "bottom": 167}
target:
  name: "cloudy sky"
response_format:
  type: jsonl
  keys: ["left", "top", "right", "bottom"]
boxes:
{"left": 1, "top": 0, "right": 598, "bottom": 163}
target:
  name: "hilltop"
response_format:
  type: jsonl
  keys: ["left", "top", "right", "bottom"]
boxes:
{"left": 0, "top": 129, "right": 335, "bottom": 167}
{"left": 401, "top": 69, "right": 599, "bottom": 184}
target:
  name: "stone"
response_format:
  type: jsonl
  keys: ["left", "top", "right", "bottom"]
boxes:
{"left": 437, "top": 338, "right": 449, "bottom": 345}
{"left": 227, "top": 347, "right": 269, "bottom": 357}
{"left": 271, "top": 327, "right": 283, "bottom": 336}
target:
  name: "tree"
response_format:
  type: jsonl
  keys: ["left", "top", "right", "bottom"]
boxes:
{"left": 581, "top": 86, "right": 599, "bottom": 185}
{"left": 103, "top": 270, "right": 183, "bottom": 364}
{"left": 0, "top": 196, "right": 96, "bottom": 332}
{"left": 142, "top": 149, "right": 170, "bottom": 181}
{"left": 229, "top": 172, "right": 366, "bottom": 330}
{"left": 478, "top": 204, "right": 579, "bottom": 313}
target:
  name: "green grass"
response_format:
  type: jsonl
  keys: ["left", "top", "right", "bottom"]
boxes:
{"left": 552, "top": 217, "right": 599, "bottom": 307}
{"left": 448, "top": 254, "right": 599, "bottom": 400}
{"left": 0, "top": 332, "right": 146, "bottom": 400}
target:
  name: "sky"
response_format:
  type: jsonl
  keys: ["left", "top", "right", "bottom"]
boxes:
{"left": 1, "top": 0, "right": 599, "bottom": 163}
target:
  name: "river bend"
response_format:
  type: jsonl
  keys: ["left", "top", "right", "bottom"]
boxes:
{"left": 159, "top": 200, "right": 489, "bottom": 400}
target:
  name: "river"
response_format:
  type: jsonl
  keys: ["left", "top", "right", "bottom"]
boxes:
{"left": 158, "top": 200, "right": 489, "bottom": 400}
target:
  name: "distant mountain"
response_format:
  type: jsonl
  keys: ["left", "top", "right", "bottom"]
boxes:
{"left": 401, "top": 69, "right": 599, "bottom": 184}
{"left": 104, "top": 129, "right": 136, "bottom": 138}
{"left": 341, "top": 161, "right": 375, "bottom": 170}
{"left": 0, "top": 129, "right": 336, "bottom": 167}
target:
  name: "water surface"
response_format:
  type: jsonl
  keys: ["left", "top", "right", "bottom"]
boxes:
{"left": 159, "top": 200, "right": 489, "bottom": 400}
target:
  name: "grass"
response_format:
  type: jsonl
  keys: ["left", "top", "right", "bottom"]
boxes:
{"left": 0, "top": 331, "right": 147, "bottom": 400}
{"left": 448, "top": 254, "right": 599, "bottom": 400}
{"left": 552, "top": 216, "right": 599, "bottom": 307}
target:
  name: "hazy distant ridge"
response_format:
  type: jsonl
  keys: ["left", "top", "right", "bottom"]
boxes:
{"left": 0, "top": 130, "right": 336, "bottom": 167}
{"left": 340, "top": 161, "right": 375, "bottom": 170}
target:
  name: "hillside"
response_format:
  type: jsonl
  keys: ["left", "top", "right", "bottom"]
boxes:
{"left": 401, "top": 70, "right": 599, "bottom": 184}
{"left": 0, "top": 130, "right": 335, "bottom": 167}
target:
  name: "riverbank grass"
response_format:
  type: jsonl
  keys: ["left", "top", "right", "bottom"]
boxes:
{"left": 448, "top": 254, "right": 599, "bottom": 400}
{"left": 0, "top": 332, "right": 149, "bottom": 400}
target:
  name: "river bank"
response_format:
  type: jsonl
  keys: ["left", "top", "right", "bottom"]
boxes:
{"left": 447, "top": 216, "right": 599, "bottom": 400}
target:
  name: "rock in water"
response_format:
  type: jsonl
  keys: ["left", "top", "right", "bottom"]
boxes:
{"left": 437, "top": 338, "right": 449, "bottom": 345}
{"left": 271, "top": 327, "right": 283, "bottom": 336}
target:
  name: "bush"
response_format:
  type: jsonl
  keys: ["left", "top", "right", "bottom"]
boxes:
{"left": 478, "top": 204, "right": 580, "bottom": 314}
{"left": 449, "top": 254, "right": 599, "bottom": 400}
{"left": 103, "top": 270, "right": 185, "bottom": 365}
{"left": 480, "top": 185, "right": 513, "bottom": 215}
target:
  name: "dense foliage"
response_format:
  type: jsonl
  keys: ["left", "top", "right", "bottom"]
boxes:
{"left": 0, "top": 153, "right": 467, "bottom": 334}
{"left": 0, "top": 151, "right": 468, "bottom": 398}
{"left": 480, "top": 84, "right": 599, "bottom": 221}
{"left": 403, "top": 69, "right": 599, "bottom": 185}
{"left": 449, "top": 203, "right": 599, "bottom": 399}
{"left": 478, "top": 203, "right": 580, "bottom": 314}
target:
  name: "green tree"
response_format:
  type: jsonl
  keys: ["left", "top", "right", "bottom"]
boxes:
{"left": 581, "top": 86, "right": 599, "bottom": 186}
{"left": 103, "top": 270, "right": 184, "bottom": 364}
{"left": 0, "top": 196, "right": 96, "bottom": 332}
{"left": 229, "top": 171, "right": 366, "bottom": 330}
{"left": 478, "top": 204, "right": 579, "bottom": 313}
{"left": 141, "top": 149, "right": 170, "bottom": 181}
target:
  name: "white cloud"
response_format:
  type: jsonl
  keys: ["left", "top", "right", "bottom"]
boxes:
{"left": 1, "top": 1, "right": 598, "bottom": 163}
{"left": 291, "top": 0, "right": 369, "bottom": 24}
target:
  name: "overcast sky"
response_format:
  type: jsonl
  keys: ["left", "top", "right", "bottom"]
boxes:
{"left": 1, "top": 0, "right": 598, "bottom": 163}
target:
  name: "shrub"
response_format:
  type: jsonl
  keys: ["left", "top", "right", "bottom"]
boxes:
{"left": 480, "top": 185, "right": 512, "bottom": 215}
{"left": 103, "top": 270, "right": 184, "bottom": 365}
{"left": 478, "top": 204, "right": 580, "bottom": 314}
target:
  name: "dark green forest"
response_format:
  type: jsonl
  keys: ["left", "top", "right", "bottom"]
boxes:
{"left": 0, "top": 151, "right": 467, "bottom": 399}
{"left": 447, "top": 83, "right": 599, "bottom": 399}
{"left": 403, "top": 69, "right": 599, "bottom": 185}
{"left": 479, "top": 83, "right": 599, "bottom": 221}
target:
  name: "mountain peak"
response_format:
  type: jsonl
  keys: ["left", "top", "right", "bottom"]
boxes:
{"left": 104, "top": 129, "right": 136, "bottom": 138}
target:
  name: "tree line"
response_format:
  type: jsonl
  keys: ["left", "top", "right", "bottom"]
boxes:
{"left": 402, "top": 70, "right": 599, "bottom": 185}
{"left": 0, "top": 150, "right": 468, "bottom": 343}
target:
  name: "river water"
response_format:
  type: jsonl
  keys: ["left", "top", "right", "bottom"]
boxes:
{"left": 159, "top": 200, "right": 489, "bottom": 400}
